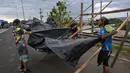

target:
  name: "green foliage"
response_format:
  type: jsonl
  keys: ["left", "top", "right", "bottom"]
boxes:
{"left": 109, "top": 18, "right": 123, "bottom": 28}
{"left": 109, "top": 18, "right": 130, "bottom": 30}
{"left": 48, "top": 1, "right": 72, "bottom": 27}
{"left": 96, "top": 43, "right": 101, "bottom": 47}
{"left": 127, "top": 34, "right": 130, "bottom": 39}
{"left": 112, "top": 44, "right": 130, "bottom": 52}
{"left": 124, "top": 21, "right": 130, "bottom": 30}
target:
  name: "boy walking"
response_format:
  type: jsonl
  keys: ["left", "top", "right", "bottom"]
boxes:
{"left": 13, "top": 19, "right": 31, "bottom": 73}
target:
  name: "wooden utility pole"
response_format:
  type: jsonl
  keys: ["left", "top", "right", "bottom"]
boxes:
{"left": 126, "top": 12, "right": 129, "bottom": 30}
{"left": 16, "top": 6, "right": 18, "bottom": 19}
{"left": 21, "top": 0, "right": 26, "bottom": 20}
{"left": 79, "top": 2, "right": 83, "bottom": 32}
{"left": 100, "top": 0, "right": 102, "bottom": 18}
{"left": 91, "top": 0, "right": 94, "bottom": 33}
{"left": 40, "top": 8, "right": 43, "bottom": 21}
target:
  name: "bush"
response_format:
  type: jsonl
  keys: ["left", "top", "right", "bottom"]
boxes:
{"left": 127, "top": 34, "right": 130, "bottom": 39}
{"left": 113, "top": 44, "right": 130, "bottom": 53}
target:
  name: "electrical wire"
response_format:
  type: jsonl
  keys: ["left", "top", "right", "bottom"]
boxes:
{"left": 66, "top": 0, "right": 76, "bottom": 6}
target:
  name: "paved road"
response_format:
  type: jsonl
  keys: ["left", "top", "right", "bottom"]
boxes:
{"left": 0, "top": 29, "right": 8, "bottom": 34}
{"left": 0, "top": 28, "right": 130, "bottom": 73}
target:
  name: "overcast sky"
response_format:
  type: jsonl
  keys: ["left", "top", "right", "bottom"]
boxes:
{"left": 0, "top": 0, "right": 129, "bottom": 22}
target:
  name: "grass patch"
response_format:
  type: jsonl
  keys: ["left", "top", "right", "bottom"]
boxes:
{"left": 113, "top": 44, "right": 130, "bottom": 59}
{"left": 127, "top": 34, "right": 130, "bottom": 39}
{"left": 113, "top": 44, "right": 130, "bottom": 53}
{"left": 96, "top": 43, "right": 101, "bottom": 47}
{"left": 96, "top": 43, "right": 130, "bottom": 59}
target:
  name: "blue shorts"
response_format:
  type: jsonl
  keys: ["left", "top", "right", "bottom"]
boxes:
{"left": 20, "top": 55, "right": 29, "bottom": 62}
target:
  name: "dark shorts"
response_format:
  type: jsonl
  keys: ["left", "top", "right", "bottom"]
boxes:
{"left": 17, "top": 47, "right": 28, "bottom": 56}
{"left": 16, "top": 47, "right": 28, "bottom": 62}
{"left": 97, "top": 50, "right": 112, "bottom": 66}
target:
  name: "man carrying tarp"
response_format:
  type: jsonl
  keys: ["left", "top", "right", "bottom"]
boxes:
{"left": 13, "top": 19, "right": 32, "bottom": 73}
{"left": 97, "top": 17, "right": 117, "bottom": 73}
{"left": 70, "top": 21, "right": 78, "bottom": 39}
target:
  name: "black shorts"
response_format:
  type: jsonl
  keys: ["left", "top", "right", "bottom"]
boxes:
{"left": 97, "top": 50, "right": 112, "bottom": 66}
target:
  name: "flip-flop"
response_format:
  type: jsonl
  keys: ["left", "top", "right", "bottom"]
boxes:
{"left": 22, "top": 69, "right": 32, "bottom": 73}
{"left": 18, "top": 66, "right": 24, "bottom": 72}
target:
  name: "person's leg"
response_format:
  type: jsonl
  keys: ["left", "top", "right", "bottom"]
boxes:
{"left": 20, "top": 61, "right": 24, "bottom": 70}
{"left": 103, "top": 51, "right": 111, "bottom": 73}
{"left": 97, "top": 50, "right": 104, "bottom": 66}
{"left": 23, "top": 61, "right": 28, "bottom": 71}
{"left": 103, "top": 66, "right": 110, "bottom": 73}
{"left": 22, "top": 55, "right": 29, "bottom": 72}
{"left": 18, "top": 56, "right": 24, "bottom": 72}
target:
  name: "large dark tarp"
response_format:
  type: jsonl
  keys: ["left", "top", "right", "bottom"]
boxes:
{"left": 28, "top": 34, "right": 99, "bottom": 66}
{"left": 28, "top": 28, "right": 71, "bottom": 53}
{"left": 45, "top": 37, "right": 100, "bottom": 66}
{"left": 28, "top": 18, "right": 100, "bottom": 66}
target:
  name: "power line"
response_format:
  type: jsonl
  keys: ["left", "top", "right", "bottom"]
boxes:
{"left": 41, "top": 0, "right": 48, "bottom": 2}
{"left": 66, "top": 0, "right": 77, "bottom": 6}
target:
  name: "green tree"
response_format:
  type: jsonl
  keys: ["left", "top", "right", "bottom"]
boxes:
{"left": 48, "top": 1, "right": 72, "bottom": 27}
{"left": 109, "top": 18, "right": 123, "bottom": 27}
{"left": 109, "top": 18, "right": 130, "bottom": 30}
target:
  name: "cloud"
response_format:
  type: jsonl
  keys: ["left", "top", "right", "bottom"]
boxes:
{"left": 95, "top": 2, "right": 109, "bottom": 8}
{"left": 0, "top": 0, "right": 129, "bottom": 22}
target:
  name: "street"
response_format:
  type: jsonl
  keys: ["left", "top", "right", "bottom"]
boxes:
{"left": 0, "top": 28, "right": 130, "bottom": 73}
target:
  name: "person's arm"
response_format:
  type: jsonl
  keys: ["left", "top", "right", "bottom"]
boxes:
{"left": 101, "top": 25, "right": 117, "bottom": 39}
{"left": 25, "top": 31, "right": 32, "bottom": 34}
{"left": 101, "top": 30, "right": 117, "bottom": 39}
{"left": 24, "top": 29, "right": 32, "bottom": 35}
